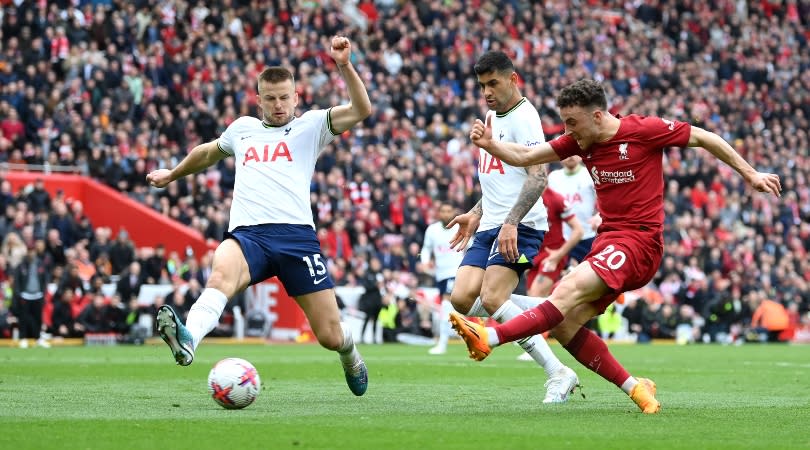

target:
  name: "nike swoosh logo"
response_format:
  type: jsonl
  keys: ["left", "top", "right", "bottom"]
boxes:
{"left": 313, "top": 276, "right": 327, "bottom": 284}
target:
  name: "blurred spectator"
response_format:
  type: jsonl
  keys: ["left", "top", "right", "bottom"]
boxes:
{"left": 50, "top": 289, "right": 81, "bottom": 338}
{"left": 1, "top": 231, "right": 27, "bottom": 269}
{"left": 746, "top": 290, "right": 790, "bottom": 342}
{"left": 108, "top": 229, "right": 135, "bottom": 274}
{"left": 12, "top": 245, "right": 48, "bottom": 347}
{"left": 141, "top": 244, "right": 167, "bottom": 284}
{"left": 116, "top": 261, "right": 144, "bottom": 304}
{"left": 379, "top": 293, "right": 399, "bottom": 343}
{"left": 0, "top": 291, "right": 17, "bottom": 338}
{"left": 105, "top": 294, "right": 130, "bottom": 335}
{"left": 357, "top": 257, "right": 383, "bottom": 344}
{"left": 76, "top": 293, "right": 110, "bottom": 334}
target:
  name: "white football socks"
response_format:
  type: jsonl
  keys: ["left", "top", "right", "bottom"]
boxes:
{"left": 435, "top": 300, "right": 453, "bottom": 351}
{"left": 509, "top": 293, "right": 547, "bottom": 310}
{"left": 185, "top": 287, "right": 229, "bottom": 350}
{"left": 491, "top": 300, "right": 564, "bottom": 377}
{"left": 465, "top": 294, "right": 548, "bottom": 317}
{"left": 621, "top": 376, "right": 639, "bottom": 394}
{"left": 338, "top": 322, "right": 361, "bottom": 368}
{"left": 465, "top": 297, "right": 488, "bottom": 317}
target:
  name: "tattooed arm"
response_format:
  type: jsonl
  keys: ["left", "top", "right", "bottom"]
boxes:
{"left": 498, "top": 164, "right": 547, "bottom": 262}
{"left": 469, "top": 199, "right": 483, "bottom": 217}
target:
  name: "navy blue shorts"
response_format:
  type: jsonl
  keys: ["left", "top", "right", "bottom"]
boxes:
{"left": 225, "top": 224, "right": 335, "bottom": 297}
{"left": 568, "top": 236, "right": 595, "bottom": 263}
{"left": 460, "top": 224, "right": 544, "bottom": 274}
{"left": 436, "top": 277, "right": 455, "bottom": 296}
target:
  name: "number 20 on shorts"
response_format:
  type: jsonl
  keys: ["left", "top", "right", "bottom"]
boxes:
{"left": 592, "top": 244, "right": 626, "bottom": 270}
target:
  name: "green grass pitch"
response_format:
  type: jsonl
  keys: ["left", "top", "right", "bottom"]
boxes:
{"left": 1, "top": 342, "right": 809, "bottom": 449}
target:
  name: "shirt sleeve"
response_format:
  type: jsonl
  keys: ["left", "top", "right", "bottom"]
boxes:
{"left": 511, "top": 106, "right": 546, "bottom": 147}
{"left": 549, "top": 134, "right": 581, "bottom": 160}
{"left": 216, "top": 118, "right": 240, "bottom": 156}
{"left": 640, "top": 116, "right": 691, "bottom": 149}
{"left": 306, "top": 109, "right": 337, "bottom": 157}
{"left": 420, "top": 227, "right": 433, "bottom": 265}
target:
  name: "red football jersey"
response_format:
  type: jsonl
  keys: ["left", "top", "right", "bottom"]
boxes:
{"left": 550, "top": 115, "right": 691, "bottom": 232}
{"left": 540, "top": 187, "right": 574, "bottom": 250}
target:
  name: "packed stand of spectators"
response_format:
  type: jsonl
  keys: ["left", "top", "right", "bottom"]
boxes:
{"left": 0, "top": 0, "right": 808, "bottom": 344}
{"left": 0, "top": 173, "right": 225, "bottom": 345}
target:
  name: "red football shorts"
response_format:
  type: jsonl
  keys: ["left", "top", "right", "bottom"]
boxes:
{"left": 526, "top": 248, "right": 567, "bottom": 289}
{"left": 584, "top": 229, "right": 663, "bottom": 313}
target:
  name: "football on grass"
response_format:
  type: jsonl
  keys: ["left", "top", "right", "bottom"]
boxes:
{"left": 207, "top": 358, "right": 261, "bottom": 409}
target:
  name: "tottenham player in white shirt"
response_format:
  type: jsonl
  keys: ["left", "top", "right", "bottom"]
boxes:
{"left": 548, "top": 156, "right": 599, "bottom": 265}
{"left": 446, "top": 51, "right": 579, "bottom": 403}
{"left": 147, "top": 36, "right": 372, "bottom": 396}
{"left": 420, "top": 202, "right": 465, "bottom": 355}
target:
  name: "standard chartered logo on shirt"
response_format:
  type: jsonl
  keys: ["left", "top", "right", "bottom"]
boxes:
{"left": 591, "top": 166, "right": 635, "bottom": 184}
{"left": 590, "top": 166, "right": 601, "bottom": 185}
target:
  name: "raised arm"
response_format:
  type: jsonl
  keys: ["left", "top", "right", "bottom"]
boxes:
{"left": 688, "top": 126, "right": 781, "bottom": 197}
{"left": 469, "top": 118, "right": 561, "bottom": 167}
{"left": 146, "top": 140, "right": 226, "bottom": 188}
{"left": 327, "top": 36, "right": 372, "bottom": 134}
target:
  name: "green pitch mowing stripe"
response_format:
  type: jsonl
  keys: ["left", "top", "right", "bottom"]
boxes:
{"left": 1, "top": 343, "right": 809, "bottom": 449}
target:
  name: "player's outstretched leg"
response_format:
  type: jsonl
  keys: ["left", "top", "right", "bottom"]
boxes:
{"left": 337, "top": 323, "right": 368, "bottom": 396}
{"left": 630, "top": 378, "right": 660, "bottom": 414}
{"left": 156, "top": 305, "right": 194, "bottom": 366}
{"left": 448, "top": 312, "right": 492, "bottom": 361}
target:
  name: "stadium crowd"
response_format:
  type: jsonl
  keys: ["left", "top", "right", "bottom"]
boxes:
{"left": 0, "top": 0, "right": 808, "bottom": 346}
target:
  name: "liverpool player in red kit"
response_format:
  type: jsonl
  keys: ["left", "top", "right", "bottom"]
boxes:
{"left": 450, "top": 79, "right": 782, "bottom": 413}
{"left": 525, "top": 187, "right": 584, "bottom": 298}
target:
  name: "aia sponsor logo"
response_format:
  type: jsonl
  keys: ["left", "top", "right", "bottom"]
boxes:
{"left": 243, "top": 142, "right": 293, "bottom": 165}
{"left": 479, "top": 152, "right": 505, "bottom": 174}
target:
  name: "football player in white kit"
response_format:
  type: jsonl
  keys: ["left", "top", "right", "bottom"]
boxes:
{"left": 147, "top": 36, "right": 371, "bottom": 396}
{"left": 447, "top": 51, "right": 579, "bottom": 403}
{"left": 420, "top": 202, "right": 466, "bottom": 355}
{"left": 548, "top": 156, "right": 599, "bottom": 265}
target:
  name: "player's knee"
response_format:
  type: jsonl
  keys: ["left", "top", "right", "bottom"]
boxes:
{"left": 315, "top": 328, "right": 343, "bottom": 351}
{"left": 478, "top": 289, "right": 504, "bottom": 315}
{"left": 449, "top": 291, "right": 474, "bottom": 314}
{"left": 205, "top": 271, "right": 237, "bottom": 297}
{"left": 547, "top": 279, "right": 581, "bottom": 311}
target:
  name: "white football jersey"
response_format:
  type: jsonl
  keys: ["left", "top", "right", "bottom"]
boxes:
{"left": 217, "top": 109, "right": 335, "bottom": 231}
{"left": 478, "top": 98, "right": 548, "bottom": 232}
{"left": 548, "top": 164, "right": 597, "bottom": 240}
{"left": 421, "top": 221, "right": 465, "bottom": 282}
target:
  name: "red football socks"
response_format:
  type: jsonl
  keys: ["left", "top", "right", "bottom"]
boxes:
{"left": 494, "top": 301, "right": 563, "bottom": 344}
{"left": 563, "top": 326, "right": 630, "bottom": 387}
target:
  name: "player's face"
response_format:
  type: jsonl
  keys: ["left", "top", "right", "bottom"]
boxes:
{"left": 438, "top": 204, "right": 455, "bottom": 225}
{"left": 561, "top": 155, "right": 582, "bottom": 171}
{"left": 257, "top": 79, "right": 298, "bottom": 126}
{"left": 477, "top": 70, "right": 518, "bottom": 113}
{"left": 559, "top": 106, "right": 601, "bottom": 149}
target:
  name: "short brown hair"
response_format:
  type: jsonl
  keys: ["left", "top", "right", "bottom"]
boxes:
{"left": 258, "top": 67, "right": 294, "bottom": 86}
{"left": 556, "top": 79, "right": 607, "bottom": 111}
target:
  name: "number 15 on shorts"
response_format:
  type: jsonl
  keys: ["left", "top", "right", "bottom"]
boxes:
{"left": 302, "top": 254, "right": 327, "bottom": 283}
